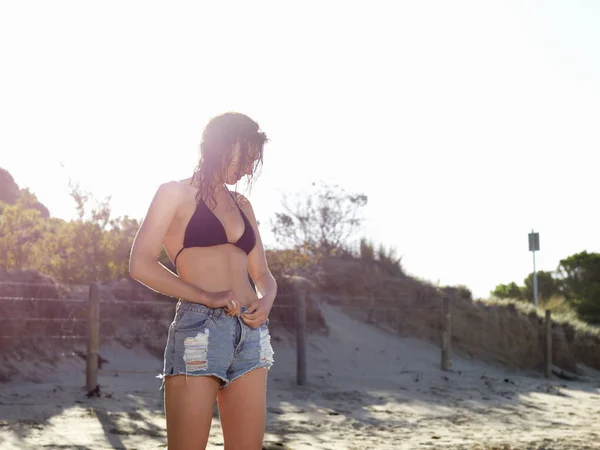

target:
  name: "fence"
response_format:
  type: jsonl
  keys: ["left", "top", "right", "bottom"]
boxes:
{"left": 0, "top": 282, "right": 556, "bottom": 392}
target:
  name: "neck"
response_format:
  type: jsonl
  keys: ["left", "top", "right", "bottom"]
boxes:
{"left": 210, "top": 181, "right": 227, "bottom": 194}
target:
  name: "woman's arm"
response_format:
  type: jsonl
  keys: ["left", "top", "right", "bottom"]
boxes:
{"left": 238, "top": 196, "right": 278, "bottom": 326}
{"left": 129, "top": 181, "right": 232, "bottom": 308}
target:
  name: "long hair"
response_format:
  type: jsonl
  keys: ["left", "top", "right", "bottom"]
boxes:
{"left": 191, "top": 112, "right": 268, "bottom": 208}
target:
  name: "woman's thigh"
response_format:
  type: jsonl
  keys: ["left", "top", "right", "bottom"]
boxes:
{"left": 217, "top": 368, "right": 268, "bottom": 450}
{"left": 164, "top": 374, "right": 221, "bottom": 450}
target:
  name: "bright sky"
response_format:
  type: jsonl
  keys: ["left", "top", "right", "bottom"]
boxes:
{"left": 1, "top": 1, "right": 598, "bottom": 299}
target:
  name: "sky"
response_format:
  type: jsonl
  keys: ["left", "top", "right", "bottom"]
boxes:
{"left": 1, "top": 0, "right": 598, "bottom": 299}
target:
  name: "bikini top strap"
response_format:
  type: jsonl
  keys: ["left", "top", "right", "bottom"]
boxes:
{"left": 173, "top": 247, "right": 185, "bottom": 266}
{"left": 225, "top": 187, "right": 242, "bottom": 211}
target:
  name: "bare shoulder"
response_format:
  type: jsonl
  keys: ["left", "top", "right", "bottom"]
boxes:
{"left": 131, "top": 179, "right": 189, "bottom": 263}
{"left": 230, "top": 191, "right": 257, "bottom": 222}
{"left": 145, "top": 180, "right": 193, "bottom": 219}
{"left": 232, "top": 192, "right": 252, "bottom": 210}
{"left": 154, "top": 180, "right": 188, "bottom": 203}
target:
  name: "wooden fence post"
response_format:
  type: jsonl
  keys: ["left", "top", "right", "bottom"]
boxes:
{"left": 86, "top": 283, "right": 100, "bottom": 392}
{"left": 296, "top": 289, "right": 307, "bottom": 386}
{"left": 545, "top": 309, "right": 552, "bottom": 378}
{"left": 441, "top": 296, "right": 451, "bottom": 371}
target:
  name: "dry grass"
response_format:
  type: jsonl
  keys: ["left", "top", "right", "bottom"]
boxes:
{"left": 486, "top": 295, "right": 600, "bottom": 337}
{"left": 312, "top": 255, "right": 600, "bottom": 373}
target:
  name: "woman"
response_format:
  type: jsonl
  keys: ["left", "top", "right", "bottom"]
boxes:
{"left": 129, "top": 112, "right": 277, "bottom": 449}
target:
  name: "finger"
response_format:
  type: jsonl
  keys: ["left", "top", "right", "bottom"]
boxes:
{"left": 234, "top": 300, "right": 242, "bottom": 316}
{"left": 241, "top": 315, "right": 259, "bottom": 329}
{"left": 244, "top": 302, "right": 260, "bottom": 315}
{"left": 244, "top": 313, "right": 265, "bottom": 327}
{"left": 242, "top": 309, "right": 260, "bottom": 321}
{"left": 220, "top": 291, "right": 234, "bottom": 308}
{"left": 226, "top": 299, "right": 239, "bottom": 316}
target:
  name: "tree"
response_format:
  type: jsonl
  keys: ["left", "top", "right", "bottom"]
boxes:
{"left": 0, "top": 202, "right": 46, "bottom": 270}
{"left": 270, "top": 181, "right": 368, "bottom": 258}
{"left": 522, "top": 270, "right": 561, "bottom": 303}
{"left": 105, "top": 215, "right": 141, "bottom": 279}
{"left": 557, "top": 251, "right": 600, "bottom": 324}
{"left": 33, "top": 217, "right": 79, "bottom": 281}
{"left": 16, "top": 188, "right": 50, "bottom": 218}
{"left": 0, "top": 168, "right": 141, "bottom": 284}
{"left": 492, "top": 251, "right": 600, "bottom": 324}
{"left": 0, "top": 167, "right": 19, "bottom": 205}
{"left": 491, "top": 281, "right": 524, "bottom": 300}
{"left": 67, "top": 182, "right": 114, "bottom": 283}
{"left": 0, "top": 168, "right": 50, "bottom": 217}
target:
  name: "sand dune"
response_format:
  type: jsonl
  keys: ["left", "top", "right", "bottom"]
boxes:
{"left": 1, "top": 301, "right": 599, "bottom": 449}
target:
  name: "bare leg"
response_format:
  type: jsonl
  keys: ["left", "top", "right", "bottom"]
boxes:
{"left": 164, "top": 375, "right": 221, "bottom": 450}
{"left": 217, "top": 368, "right": 268, "bottom": 450}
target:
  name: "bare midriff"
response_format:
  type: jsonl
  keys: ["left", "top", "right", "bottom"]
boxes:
{"left": 173, "top": 245, "right": 255, "bottom": 306}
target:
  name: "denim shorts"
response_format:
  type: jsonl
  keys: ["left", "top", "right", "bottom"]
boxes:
{"left": 158, "top": 299, "right": 274, "bottom": 389}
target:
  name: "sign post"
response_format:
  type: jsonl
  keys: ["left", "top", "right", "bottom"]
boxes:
{"left": 528, "top": 230, "right": 540, "bottom": 307}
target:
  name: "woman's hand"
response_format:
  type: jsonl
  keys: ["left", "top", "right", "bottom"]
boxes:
{"left": 241, "top": 297, "right": 272, "bottom": 329}
{"left": 203, "top": 290, "right": 241, "bottom": 317}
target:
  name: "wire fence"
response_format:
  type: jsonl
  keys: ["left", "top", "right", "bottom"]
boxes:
{"left": 0, "top": 281, "right": 556, "bottom": 390}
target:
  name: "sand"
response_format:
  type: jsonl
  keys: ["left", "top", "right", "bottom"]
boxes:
{"left": 1, "top": 302, "right": 599, "bottom": 450}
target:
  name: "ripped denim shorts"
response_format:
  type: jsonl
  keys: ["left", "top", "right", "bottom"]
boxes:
{"left": 158, "top": 299, "right": 274, "bottom": 389}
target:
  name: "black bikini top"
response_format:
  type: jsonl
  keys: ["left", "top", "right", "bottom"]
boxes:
{"left": 173, "top": 190, "right": 256, "bottom": 266}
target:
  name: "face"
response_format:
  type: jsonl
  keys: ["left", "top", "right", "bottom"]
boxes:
{"left": 224, "top": 142, "right": 260, "bottom": 185}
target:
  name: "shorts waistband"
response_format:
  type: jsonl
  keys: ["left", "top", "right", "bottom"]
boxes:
{"left": 176, "top": 299, "right": 223, "bottom": 318}
{"left": 176, "top": 299, "right": 248, "bottom": 318}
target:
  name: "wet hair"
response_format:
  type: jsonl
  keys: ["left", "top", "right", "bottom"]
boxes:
{"left": 191, "top": 112, "right": 268, "bottom": 208}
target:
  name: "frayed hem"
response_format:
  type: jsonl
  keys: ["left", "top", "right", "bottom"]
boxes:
{"left": 222, "top": 363, "right": 273, "bottom": 389}
{"left": 157, "top": 372, "right": 228, "bottom": 390}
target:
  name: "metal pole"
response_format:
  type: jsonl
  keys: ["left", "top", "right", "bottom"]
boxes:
{"left": 532, "top": 229, "right": 539, "bottom": 308}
